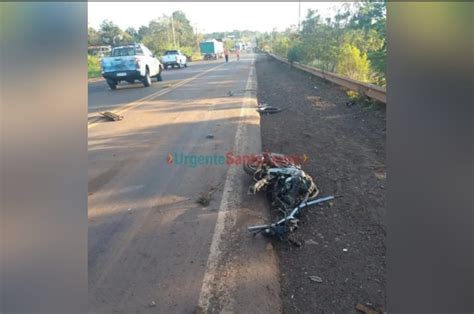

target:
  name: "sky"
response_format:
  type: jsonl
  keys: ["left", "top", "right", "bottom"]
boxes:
{"left": 88, "top": 2, "right": 340, "bottom": 33}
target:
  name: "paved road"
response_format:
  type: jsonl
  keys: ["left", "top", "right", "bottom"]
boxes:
{"left": 88, "top": 60, "right": 223, "bottom": 114}
{"left": 88, "top": 54, "right": 281, "bottom": 313}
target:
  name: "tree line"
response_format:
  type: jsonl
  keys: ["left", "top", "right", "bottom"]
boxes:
{"left": 258, "top": 2, "right": 386, "bottom": 86}
{"left": 88, "top": 3, "right": 386, "bottom": 86}
{"left": 88, "top": 11, "right": 259, "bottom": 59}
{"left": 88, "top": 11, "right": 201, "bottom": 58}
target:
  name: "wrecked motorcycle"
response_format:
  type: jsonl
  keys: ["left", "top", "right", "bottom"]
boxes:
{"left": 244, "top": 153, "right": 319, "bottom": 212}
{"left": 248, "top": 195, "right": 338, "bottom": 237}
{"left": 243, "top": 152, "right": 298, "bottom": 178}
{"left": 243, "top": 152, "right": 337, "bottom": 238}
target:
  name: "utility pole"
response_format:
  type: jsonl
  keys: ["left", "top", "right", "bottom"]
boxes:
{"left": 170, "top": 14, "right": 177, "bottom": 49}
{"left": 298, "top": 0, "right": 301, "bottom": 31}
{"left": 194, "top": 23, "right": 199, "bottom": 52}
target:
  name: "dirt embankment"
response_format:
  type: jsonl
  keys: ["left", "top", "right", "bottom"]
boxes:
{"left": 255, "top": 55, "right": 386, "bottom": 313}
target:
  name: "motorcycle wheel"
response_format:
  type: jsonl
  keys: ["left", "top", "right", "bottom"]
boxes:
{"left": 243, "top": 156, "right": 263, "bottom": 176}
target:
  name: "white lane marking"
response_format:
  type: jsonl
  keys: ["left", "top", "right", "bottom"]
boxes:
{"left": 197, "top": 58, "right": 256, "bottom": 313}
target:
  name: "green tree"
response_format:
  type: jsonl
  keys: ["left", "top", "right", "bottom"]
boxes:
{"left": 171, "top": 11, "right": 194, "bottom": 48}
{"left": 140, "top": 11, "right": 196, "bottom": 56}
{"left": 224, "top": 39, "right": 235, "bottom": 50}
{"left": 137, "top": 25, "right": 150, "bottom": 41}
{"left": 142, "top": 17, "right": 173, "bottom": 55}
{"left": 265, "top": 1, "right": 386, "bottom": 85}
{"left": 99, "top": 20, "right": 122, "bottom": 45}
{"left": 348, "top": 1, "right": 386, "bottom": 79}
{"left": 88, "top": 27, "right": 101, "bottom": 46}
{"left": 336, "top": 44, "right": 370, "bottom": 82}
{"left": 125, "top": 27, "right": 139, "bottom": 43}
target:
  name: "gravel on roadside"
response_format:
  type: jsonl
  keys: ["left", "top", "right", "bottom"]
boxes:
{"left": 255, "top": 54, "right": 386, "bottom": 314}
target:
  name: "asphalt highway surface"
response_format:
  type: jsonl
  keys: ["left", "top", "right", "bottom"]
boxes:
{"left": 88, "top": 54, "right": 281, "bottom": 313}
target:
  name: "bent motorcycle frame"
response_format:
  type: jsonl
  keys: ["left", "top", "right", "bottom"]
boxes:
{"left": 247, "top": 195, "right": 337, "bottom": 235}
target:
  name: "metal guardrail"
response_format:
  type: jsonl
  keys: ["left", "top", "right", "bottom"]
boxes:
{"left": 268, "top": 53, "right": 386, "bottom": 103}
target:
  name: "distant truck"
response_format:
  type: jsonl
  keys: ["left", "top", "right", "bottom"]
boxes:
{"left": 161, "top": 50, "right": 187, "bottom": 69}
{"left": 199, "top": 40, "right": 224, "bottom": 60}
{"left": 100, "top": 43, "right": 163, "bottom": 90}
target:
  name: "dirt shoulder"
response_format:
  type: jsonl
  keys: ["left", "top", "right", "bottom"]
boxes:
{"left": 255, "top": 54, "right": 386, "bottom": 313}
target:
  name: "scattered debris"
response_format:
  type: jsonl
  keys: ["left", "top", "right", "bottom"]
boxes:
{"left": 288, "top": 238, "right": 302, "bottom": 247}
{"left": 305, "top": 239, "right": 319, "bottom": 245}
{"left": 355, "top": 303, "right": 381, "bottom": 314}
{"left": 206, "top": 134, "right": 214, "bottom": 139}
{"left": 256, "top": 105, "right": 282, "bottom": 114}
{"left": 309, "top": 275, "right": 323, "bottom": 283}
{"left": 196, "top": 192, "right": 212, "bottom": 206}
{"left": 99, "top": 111, "right": 123, "bottom": 121}
{"left": 149, "top": 301, "right": 156, "bottom": 308}
{"left": 314, "top": 86, "right": 318, "bottom": 89}
{"left": 196, "top": 184, "right": 223, "bottom": 207}
{"left": 227, "top": 89, "right": 256, "bottom": 97}
{"left": 346, "top": 101, "right": 356, "bottom": 107}
{"left": 343, "top": 248, "right": 348, "bottom": 252}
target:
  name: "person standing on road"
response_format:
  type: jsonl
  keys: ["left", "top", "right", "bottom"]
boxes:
{"left": 236, "top": 49, "right": 240, "bottom": 61}
{"left": 224, "top": 48, "right": 229, "bottom": 63}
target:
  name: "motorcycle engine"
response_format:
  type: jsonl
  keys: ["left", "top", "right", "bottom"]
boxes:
{"left": 271, "top": 169, "right": 318, "bottom": 211}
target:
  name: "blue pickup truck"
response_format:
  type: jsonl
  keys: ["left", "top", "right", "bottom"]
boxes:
{"left": 100, "top": 44, "right": 163, "bottom": 90}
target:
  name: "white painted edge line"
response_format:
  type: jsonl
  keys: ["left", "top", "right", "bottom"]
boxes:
{"left": 197, "top": 59, "right": 256, "bottom": 313}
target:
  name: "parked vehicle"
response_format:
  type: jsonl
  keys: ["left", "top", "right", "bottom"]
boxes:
{"left": 161, "top": 50, "right": 187, "bottom": 69}
{"left": 199, "top": 39, "right": 224, "bottom": 60}
{"left": 88, "top": 45, "right": 112, "bottom": 57}
{"left": 100, "top": 44, "right": 163, "bottom": 90}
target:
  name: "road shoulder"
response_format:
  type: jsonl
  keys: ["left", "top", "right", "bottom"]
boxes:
{"left": 197, "top": 58, "right": 282, "bottom": 313}
{"left": 256, "top": 54, "right": 386, "bottom": 313}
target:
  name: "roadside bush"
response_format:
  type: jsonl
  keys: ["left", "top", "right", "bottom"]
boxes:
{"left": 336, "top": 44, "right": 370, "bottom": 82}
{"left": 179, "top": 46, "right": 193, "bottom": 58}
{"left": 88, "top": 55, "right": 101, "bottom": 78}
{"left": 190, "top": 52, "right": 203, "bottom": 62}
{"left": 288, "top": 45, "right": 303, "bottom": 63}
{"left": 273, "top": 36, "right": 290, "bottom": 58}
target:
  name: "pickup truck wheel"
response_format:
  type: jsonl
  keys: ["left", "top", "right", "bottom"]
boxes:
{"left": 106, "top": 79, "right": 117, "bottom": 90}
{"left": 177, "top": 63, "right": 181, "bottom": 69}
{"left": 142, "top": 69, "right": 151, "bottom": 87}
{"left": 184, "top": 63, "right": 187, "bottom": 68}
